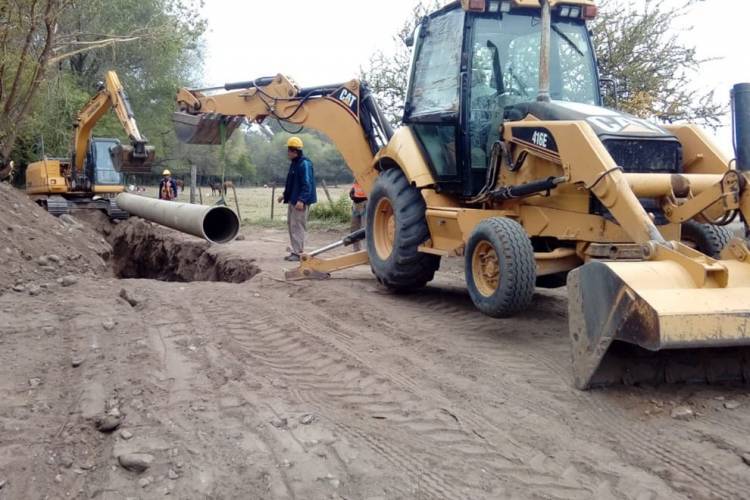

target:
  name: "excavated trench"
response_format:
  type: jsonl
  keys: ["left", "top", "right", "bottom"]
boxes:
{"left": 98, "top": 215, "right": 259, "bottom": 283}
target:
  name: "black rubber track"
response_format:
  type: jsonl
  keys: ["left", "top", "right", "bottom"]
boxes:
{"left": 681, "top": 220, "right": 734, "bottom": 258}
{"left": 366, "top": 168, "right": 440, "bottom": 290}
{"left": 465, "top": 217, "right": 536, "bottom": 318}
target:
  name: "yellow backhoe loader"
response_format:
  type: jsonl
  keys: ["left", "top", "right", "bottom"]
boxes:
{"left": 174, "top": 0, "right": 750, "bottom": 389}
{"left": 26, "top": 70, "right": 155, "bottom": 218}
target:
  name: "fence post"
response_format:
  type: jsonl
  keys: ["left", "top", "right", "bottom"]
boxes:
{"left": 321, "top": 179, "right": 334, "bottom": 205}
{"left": 190, "top": 165, "right": 197, "bottom": 204}
{"left": 271, "top": 183, "right": 276, "bottom": 220}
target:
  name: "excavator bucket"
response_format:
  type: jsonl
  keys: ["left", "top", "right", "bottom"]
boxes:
{"left": 568, "top": 246, "right": 750, "bottom": 389}
{"left": 110, "top": 144, "right": 156, "bottom": 174}
{"left": 173, "top": 112, "right": 243, "bottom": 145}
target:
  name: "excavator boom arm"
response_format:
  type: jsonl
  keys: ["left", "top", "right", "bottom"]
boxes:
{"left": 174, "top": 74, "right": 392, "bottom": 192}
{"left": 73, "top": 71, "right": 151, "bottom": 173}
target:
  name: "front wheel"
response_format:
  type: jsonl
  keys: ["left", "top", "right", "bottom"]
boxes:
{"left": 366, "top": 168, "right": 440, "bottom": 290}
{"left": 465, "top": 217, "right": 536, "bottom": 318}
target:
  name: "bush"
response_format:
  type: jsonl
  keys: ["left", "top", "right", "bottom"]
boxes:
{"left": 309, "top": 193, "right": 351, "bottom": 224}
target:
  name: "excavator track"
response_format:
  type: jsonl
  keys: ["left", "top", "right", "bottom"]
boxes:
{"left": 107, "top": 198, "right": 129, "bottom": 220}
{"left": 45, "top": 196, "right": 71, "bottom": 217}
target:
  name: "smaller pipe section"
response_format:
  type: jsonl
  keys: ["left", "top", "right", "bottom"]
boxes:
{"left": 116, "top": 193, "right": 239, "bottom": 244}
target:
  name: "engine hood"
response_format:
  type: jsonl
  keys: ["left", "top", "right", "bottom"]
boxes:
{"left": 504, "top": 100, "right": 676, "bottom": 141}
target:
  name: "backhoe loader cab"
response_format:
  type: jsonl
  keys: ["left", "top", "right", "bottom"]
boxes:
{"left": 405, "top": 1, "right": 599, "bottom": 197}
{"left": 174, "top": 0, "right": 750, "bottom": 390}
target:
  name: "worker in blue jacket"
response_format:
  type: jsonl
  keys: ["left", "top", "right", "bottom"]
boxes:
{"left": 277, "top": 136, "right": 317, "bottom": 261}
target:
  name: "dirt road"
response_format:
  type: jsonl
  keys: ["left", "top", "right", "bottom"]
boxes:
{"left": 2, "top": 221, "right": 750, "bottom": 499}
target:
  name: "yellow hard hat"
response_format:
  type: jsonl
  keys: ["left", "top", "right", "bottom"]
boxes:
{"left": 287, "top": 137, "right": 304, "bottom": 150}
{"left": 162, "top": 169, "right": 171, "bottom": 176}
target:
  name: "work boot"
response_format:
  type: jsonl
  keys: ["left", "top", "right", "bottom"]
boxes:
{"left": 283, "top": 253, "right": 300, "bottom": 262}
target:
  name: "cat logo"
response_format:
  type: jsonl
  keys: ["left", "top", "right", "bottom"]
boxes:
{"left": 334, "top": 88, "right": 358, "bottom": 114}
{"left": 586, "top": 115, "right": 666, "bottom": 135}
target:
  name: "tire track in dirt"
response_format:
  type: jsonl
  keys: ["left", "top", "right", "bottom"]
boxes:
{"left": 201, "top": 294, "right": 598, "bottom": 500}
{"left": 191, "top": 317, "right": 413, "bottom": 499}
{"left": 112, "top": 292, "right": 292, "bottom": 499}
{"left": 392, "top": 284, "right": 750, "bottom": 499}
{"left": 303, "top": 283, "right": 674, "bottom": 497}
{"left": 222, "top": 315, "right": 475, "bottom": 499}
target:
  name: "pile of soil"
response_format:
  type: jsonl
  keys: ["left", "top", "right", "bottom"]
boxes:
{"left": 109, "top": 217, "right": 260, "bottom": 283}
{"left": 0, "top": 183, "right": 112, "bottom": 293}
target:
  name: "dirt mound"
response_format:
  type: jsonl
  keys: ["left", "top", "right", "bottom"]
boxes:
{"left": 109, "top": 217, "right": 260, "bottom": 282}
{"left": 0, "top": 183, "right": 112, "bottom": 293}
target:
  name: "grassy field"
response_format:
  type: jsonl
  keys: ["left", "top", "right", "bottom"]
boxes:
{"left": 137, "top": 185, "right": 350, "bottom": 227}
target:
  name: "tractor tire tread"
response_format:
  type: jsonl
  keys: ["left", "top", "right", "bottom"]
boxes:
{"left": 465, "top": 217, "right": 535, "bottom": 317}
{"left": 367, "top": 168, "right": 440, "bottom": 290}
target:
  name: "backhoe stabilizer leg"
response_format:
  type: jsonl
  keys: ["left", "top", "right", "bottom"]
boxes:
{"left": 284, "top": 250, "right": 369, "bottom": 281}
{"left": 285, "top": 230, "right": 369, "bottom": 281}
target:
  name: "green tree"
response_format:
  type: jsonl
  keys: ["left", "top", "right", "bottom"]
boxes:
{"left": 238, "top": 125, "right": 352, "bottom": 186}
{"left": 5, "top": 0, "right": 205, "bottom": 180}
{"left": 359, "top": 1, "right": 449, "bottom": 126}
{"left": 592, "top": 0, "right": 722, "bottom": 126}
{"left": 1, "top": 0, "right": 69, "bottom": 175}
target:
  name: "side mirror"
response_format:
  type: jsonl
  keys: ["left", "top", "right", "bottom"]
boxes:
{"left": 404, "top": 33, "right": 414, "bottom": 47}
{"left": 599, "top": 76, "right": 627, "bottom": 108}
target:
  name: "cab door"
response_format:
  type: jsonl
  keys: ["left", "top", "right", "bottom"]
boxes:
{"left": 90, "top": 139, "right": 124, "bottom": 187}
{"left": 403, "top": 7, "right": 467, "bottom": 195}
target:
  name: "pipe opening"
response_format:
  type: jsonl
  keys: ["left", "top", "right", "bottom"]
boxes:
{"left": 203, "top": 206, "right": 240, "bottom": 244}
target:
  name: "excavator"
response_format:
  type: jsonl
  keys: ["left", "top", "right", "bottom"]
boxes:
{"left": 26, "top": 70, "right": 155, "bottom": 218}
{"left": 174, "top": 0, "right": 750, "bottom": 389}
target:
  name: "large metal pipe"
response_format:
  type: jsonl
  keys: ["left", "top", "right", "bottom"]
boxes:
{"left": 116, "top": 193, "right": 239, "bottom": 244}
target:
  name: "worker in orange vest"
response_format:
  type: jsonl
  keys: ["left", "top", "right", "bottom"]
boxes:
{"left": 349, "top": 181, "right": 367, "bottom": 251}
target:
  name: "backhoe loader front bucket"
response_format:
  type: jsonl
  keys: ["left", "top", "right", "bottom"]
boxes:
{"left": 568, "top": 246, "right": 750, "bottom": 389}
{"left": 173, "top": 112, "right": 242, "bottom": 145}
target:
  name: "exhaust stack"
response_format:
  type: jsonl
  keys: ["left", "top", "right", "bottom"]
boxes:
{"left": 537, "top": 0, "right": 552, "bottom": 103}
{"left": 116, "top": 193, "right": 239, "bottom": 244}
{"left": 732, "top": 83, "right": 750, "bottom": 170}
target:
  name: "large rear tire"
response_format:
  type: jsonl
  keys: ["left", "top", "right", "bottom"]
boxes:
{"left": 366, "top": 168, "right": 440, "bottom": 290}
{"left": 681, "top": 221, "right": 734, "bottom": 258}
{"left": 465, "top": 217, "right": 536, "bottom": 318}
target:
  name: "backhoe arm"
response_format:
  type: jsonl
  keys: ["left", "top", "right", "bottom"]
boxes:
{"left": 73, "top": 70, "right": 152, "bottom": 173}
{"left": 174, "top": 74, "right": 393, "bottom": 192}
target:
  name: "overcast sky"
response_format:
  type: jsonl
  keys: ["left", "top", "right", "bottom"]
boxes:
{"left": 201, "top": 0, "right": 750, "bottom": 156}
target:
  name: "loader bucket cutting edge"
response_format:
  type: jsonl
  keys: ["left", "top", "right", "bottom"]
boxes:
{"left": 568, "top": 260, "right": 750, "bottom": 389}
{"left": 173, "top": 112, "right": 242, "bottom": 145}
